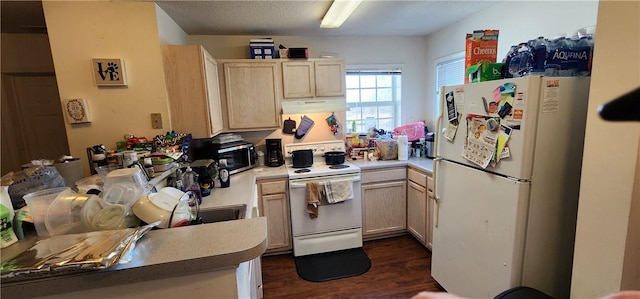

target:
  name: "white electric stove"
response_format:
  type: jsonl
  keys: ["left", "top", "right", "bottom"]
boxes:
{"left": 283, "top": 140, "right": 360, "bottom": 179}
{"left": 283, "top": 140, "right": 363, "bottom": 257}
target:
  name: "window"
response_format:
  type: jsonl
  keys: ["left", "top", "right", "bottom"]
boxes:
{"left": 435, "top": 52, "right": 465, "bottom": 113}
{"left": 345, "top": 67, "right": 401, "bottom": 133}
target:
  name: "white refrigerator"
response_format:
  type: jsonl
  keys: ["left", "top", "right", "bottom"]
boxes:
{"left": 431, "top": 76, "right": 591, "bottom": 299}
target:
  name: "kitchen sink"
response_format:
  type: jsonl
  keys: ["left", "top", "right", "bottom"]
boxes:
{"left": 197, "top": 204, "right": 246, "bottom": 223}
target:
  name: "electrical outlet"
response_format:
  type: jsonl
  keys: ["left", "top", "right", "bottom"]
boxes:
{"left": 151, "top": 113, "right": 163, "bottom": 129}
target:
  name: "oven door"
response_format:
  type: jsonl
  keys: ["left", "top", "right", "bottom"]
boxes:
{"left": 288, "top": 173, "right": 362, "bottom": 237}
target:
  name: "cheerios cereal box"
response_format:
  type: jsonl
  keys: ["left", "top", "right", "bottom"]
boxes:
{"left": 465, "top": 29, "right": 499, "bottom": 83}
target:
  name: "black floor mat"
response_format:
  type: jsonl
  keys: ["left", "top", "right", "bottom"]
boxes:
{"left": 294, "top": 247, "right": 371, "bottom": 282}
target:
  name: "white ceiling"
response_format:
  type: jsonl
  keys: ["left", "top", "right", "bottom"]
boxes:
{"left": 1, "top": 1, "right": 500, "bottom": 36}
{"left": 155, "top": 0, "right": 500, "bottom": 36}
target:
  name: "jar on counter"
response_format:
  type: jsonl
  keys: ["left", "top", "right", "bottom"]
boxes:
{"left": 143, "top": 157, "right": 155, "bottom": 178}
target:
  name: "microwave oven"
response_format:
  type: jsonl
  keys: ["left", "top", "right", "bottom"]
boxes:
{"left": 190, "top": 139, "right": 257, "bottom": 175}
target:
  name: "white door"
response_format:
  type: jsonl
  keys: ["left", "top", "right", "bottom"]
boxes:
{"left": 431, "top": 160, "right": 530, "bottom": 298}
{"left": 437, "top": 76, "right": 542, "bottom": 180}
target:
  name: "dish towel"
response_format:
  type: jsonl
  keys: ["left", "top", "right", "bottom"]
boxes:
{"left": 306, "top": 182, "right": 321, "bottom": 219}
{"left": 323, "top": 180, "right": 353, "bottom": 204}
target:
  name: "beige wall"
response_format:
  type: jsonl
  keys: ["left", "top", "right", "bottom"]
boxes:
{"left": 571, "top": 0, "right": 640, "bottom": 297}
{"left": 424, "top": 1, "right": 599, "bottom": 129}
{"left": 42, "top": 1, "right": 170, "bottom": 175}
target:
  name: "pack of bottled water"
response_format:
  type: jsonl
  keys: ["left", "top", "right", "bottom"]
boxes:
{"left": 503, "top": 26, "right": 595, "bottom": 78}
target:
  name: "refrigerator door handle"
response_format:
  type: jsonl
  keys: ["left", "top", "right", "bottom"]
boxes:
{"left": 435, "top": 86, "right": 444, "bottom": 159}
{"left": 433, "top": 157, "right": 443, "bottom": 228}
{"left": 433, "top": 87, "right": 445, "bottom": 228}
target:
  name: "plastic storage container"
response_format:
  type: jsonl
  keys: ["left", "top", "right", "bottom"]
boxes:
{"left": 23, "top": 187, "right": 73, "bottom": 237}
{"left": 90, "top": 204, "right": 139, "bottom": 231}
{"left": 45, "top": 193, "right": 98, "bottom": 236}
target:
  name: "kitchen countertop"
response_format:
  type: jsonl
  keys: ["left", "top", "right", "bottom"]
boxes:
{"left": 2, "top": 159, "right": 434, "bottom": 297}
{"left": 350, "top": 156, "right": 434, "bottom": 174}
{"left": 1, "top": 165, "right": 288, "bottom": 298}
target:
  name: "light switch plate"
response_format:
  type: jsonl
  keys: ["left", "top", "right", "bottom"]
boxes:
{"left": 151, "top": 113, "right": 162, "bottom": 129}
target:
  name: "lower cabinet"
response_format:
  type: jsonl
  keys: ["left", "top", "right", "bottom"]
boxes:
{"left": 407, "top": 167, "right": 434, "bottom": 250}
{"left": 407, "top": 180, "right": 427, "bottom": 243}
{"left": 361, "top": 167, "right": 407, "bottom": 240}
{"left": 256, "top": 178, "right": 292, "bottom": 254}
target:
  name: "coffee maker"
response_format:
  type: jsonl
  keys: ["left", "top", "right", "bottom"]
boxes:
{"left": 265, "top": 139, "right": 284, "bottom": 167}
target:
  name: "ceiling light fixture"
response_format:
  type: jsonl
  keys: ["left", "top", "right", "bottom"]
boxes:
{"left": 320, "top": 0, "right": 363, "bottom": 29}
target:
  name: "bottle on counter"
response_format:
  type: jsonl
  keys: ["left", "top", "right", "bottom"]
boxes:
{"left": 218, "top": 165, "right": 230, "bottom": 188}
{"left": 143, "top": 157, "right": 155, "bottom": 178}
{"left": 182, "top": 166, "right": 202, "bottom": 204}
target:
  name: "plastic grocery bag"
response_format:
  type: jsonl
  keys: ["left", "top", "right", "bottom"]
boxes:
{"left": 2, "top": 166, "right": 66, "bottom": 210}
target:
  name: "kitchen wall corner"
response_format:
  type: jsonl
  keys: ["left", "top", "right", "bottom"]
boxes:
{"left": 43, "top": 1, "right": 170, "bottom": 176}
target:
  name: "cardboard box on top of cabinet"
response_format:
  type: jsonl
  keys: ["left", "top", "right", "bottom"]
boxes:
{"left": 467, "top": 63, "right": 504, "bottom": 83}
{"left": 465, "top": 29, "right": 499, "bottom": 83}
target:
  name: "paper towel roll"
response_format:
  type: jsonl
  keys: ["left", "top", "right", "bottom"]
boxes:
{"left": 397, "top": 135, "right": 409, "bottom": 161}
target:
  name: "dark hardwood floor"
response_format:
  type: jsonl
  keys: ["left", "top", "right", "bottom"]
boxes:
{"left": 261, "top": 234, "right": 444, "bottom": 299}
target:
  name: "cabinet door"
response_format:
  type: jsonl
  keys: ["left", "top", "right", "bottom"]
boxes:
{"left": 282, "top": 61, "right": 314, "bottom": 98}
{"left": 362, "top": 180, "right": 407, "bottom": 237}
{"left": 314, "top": 60, "right": 345, "bottom": 97}
{"left": 162, "top": 45, "right": 215, "bottom": 138}
{"left": 224, "top": 62, "right": 280, "bottom": 129}
{"left": 261, "top": 193, "right": 292, "bottom": 252}
{"left": 407, "top": 180, "right": 427, "bottom": 244}
{"left": 203, "top": 50, "right": 223, "bottom": 136}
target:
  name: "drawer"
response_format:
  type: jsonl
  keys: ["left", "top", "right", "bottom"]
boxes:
{"left": 407, "top": 168, "right": 427, "bottom": 187}
{"left": 259, "top": 180, "right": 287, "bottom": 195}
{"left": 361, "top": 167, "right": 406, "bottom": 184}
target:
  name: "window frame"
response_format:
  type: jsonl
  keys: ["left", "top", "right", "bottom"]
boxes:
{"left": 434, "top": 51, "right": 465, "bottom": 114}
{"left": 345, "top": 64, "right": 403, "bottom": 133}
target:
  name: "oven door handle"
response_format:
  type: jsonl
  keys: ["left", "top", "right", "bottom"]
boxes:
{"left": 289, "top": 176, "right": 361, "bottom": 188}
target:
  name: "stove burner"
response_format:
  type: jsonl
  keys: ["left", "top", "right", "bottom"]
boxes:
{"left": 294, "top": 169, "right": 311, "bottom": 173}
{"left": 329, "top": 164, "right": 350, "bottom": 169}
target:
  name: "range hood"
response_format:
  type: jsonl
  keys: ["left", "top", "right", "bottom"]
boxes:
{"left": 281, "top": 99, "right": 349, "bottom": 114}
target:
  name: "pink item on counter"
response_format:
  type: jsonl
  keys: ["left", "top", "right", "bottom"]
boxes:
{"left": 392, "top": 121, "right": 425, "bottom": 142}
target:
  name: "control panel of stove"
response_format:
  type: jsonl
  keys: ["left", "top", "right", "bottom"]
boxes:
{"left": 283, "top": 140, "right": 346, "bottom": 157}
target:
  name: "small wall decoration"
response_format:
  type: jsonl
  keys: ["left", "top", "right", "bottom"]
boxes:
{"left": 64, "top": 98, "right": 91, "bottom": 123}
{"left": 92, "top": 58, "right": 127, "bottom": 86}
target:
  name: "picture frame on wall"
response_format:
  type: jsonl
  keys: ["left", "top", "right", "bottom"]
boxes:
{"left": 64, "top": 98, "right": 91, "bottom": 124}
{"left": 92, "top": 58, "right": 127, "bottom": 86}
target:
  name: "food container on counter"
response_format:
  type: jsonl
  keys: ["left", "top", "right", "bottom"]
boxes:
{"left": 152, "top": 156, "right": 174, "bottom": 172}
{"left": 23, "top": 187, "right": 73, "bottom": 237}
{"left": 375, "top": 139, "right": 398, "bottom": 160}
{"left": 131, "top": 187, "right": 190, "bottom": 228}
{"left": 45, "top": 193, "right": 99, "bottom": 236}
{"left": 90, "top": 204, "right": 140, "bottom": 230}
{"left": 75, "top": 175, "right": 104, "bottom": 194}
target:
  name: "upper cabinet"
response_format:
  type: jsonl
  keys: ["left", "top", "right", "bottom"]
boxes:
{"left": 161, "top": 45, "right": 223, "bottom": 138}
{"left": 218, "top": 60, "right": 281, "bottom": 130}
{"left": 281, "top": 59, "right": 345, "bottom": 99}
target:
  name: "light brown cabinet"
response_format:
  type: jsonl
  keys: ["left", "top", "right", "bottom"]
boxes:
{"left": 281, "top": 59, "right": 345, "bottom": 99}
{"left": 161, "top": 45, "right": 223, "bottom": 138}
{"left": 407, "top": 167, "right": 434, "bottom": 250}
{"left": 257, "top": 178, "right": 291, "bottom": 254}
{"left": 219, "top": 60, "right": 281, "bottom": 130}
{"left": 361, "top": 167, "right": 407, "bottom": 240}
